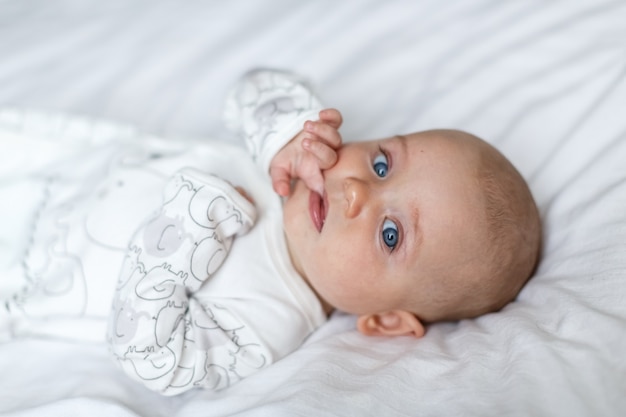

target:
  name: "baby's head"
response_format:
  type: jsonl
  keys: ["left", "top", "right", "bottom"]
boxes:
{"left": 283, "top": 129, "right": 541, "bottom": 337}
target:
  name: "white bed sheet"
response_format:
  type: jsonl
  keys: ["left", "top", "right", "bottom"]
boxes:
{"left": 1, "top": 0, "right": 626, "bottom": 416}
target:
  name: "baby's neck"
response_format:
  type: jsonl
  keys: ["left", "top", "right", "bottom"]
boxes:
{"left": 317, "top": 296, "right": 334, "bottom": 317}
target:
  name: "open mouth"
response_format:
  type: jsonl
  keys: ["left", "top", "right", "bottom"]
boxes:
{"left": 309, "top": 190, "right": 328, "bottom": 233}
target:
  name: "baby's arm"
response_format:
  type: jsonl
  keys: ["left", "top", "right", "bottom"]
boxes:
{"left": 223, "top": 69, "right": 342, "bottom": 192}
{"left": 270, "top": 108, "right": 342, "bottom": 197}
{"left": 108, "top": 169, "right": 262, "bottom": 395}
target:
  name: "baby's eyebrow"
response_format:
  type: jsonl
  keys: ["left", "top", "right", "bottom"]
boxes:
{"left": 408, "top": 205, "right": 422, "bottom": 258}
{"left": 392, "top": 135, "right": 407, "bottom": 151}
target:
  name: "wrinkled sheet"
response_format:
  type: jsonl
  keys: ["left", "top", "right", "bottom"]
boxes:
{"left": 1, "top": 0, "right": 625, "bottom": 416}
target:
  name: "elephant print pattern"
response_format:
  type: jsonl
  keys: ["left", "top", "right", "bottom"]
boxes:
{"left": 108, "top": 168, "right": 267, "bottom": 394}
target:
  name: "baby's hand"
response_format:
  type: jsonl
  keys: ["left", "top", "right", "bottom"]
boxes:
{"left": 270, "top": 108, "right": 343, "bottom": 197}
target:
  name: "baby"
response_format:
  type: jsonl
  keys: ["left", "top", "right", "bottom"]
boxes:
{"left": 104, "top": 69, "right": 541, "bottom": 394}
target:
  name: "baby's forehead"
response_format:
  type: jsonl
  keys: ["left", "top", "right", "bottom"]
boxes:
{"left": 403, "top": 130, "right": 486, "bottom": 152}
{"left": 400, "top": 132, "right": 486, "bottom": 174}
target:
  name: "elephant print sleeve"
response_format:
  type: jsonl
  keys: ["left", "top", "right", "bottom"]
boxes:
{"left": 108, "top": 168, "right": 263, "bottom": 395}
{"left": 223, "top": 69, "right": 324, "bottom": 174}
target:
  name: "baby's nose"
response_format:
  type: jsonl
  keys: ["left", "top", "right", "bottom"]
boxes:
{"left": 344, "top": 178, "right": 369, "bottom": 218}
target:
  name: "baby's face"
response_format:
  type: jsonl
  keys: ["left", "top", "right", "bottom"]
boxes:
{"left": 283, "top": 131, "right": 488, "bottom": 316}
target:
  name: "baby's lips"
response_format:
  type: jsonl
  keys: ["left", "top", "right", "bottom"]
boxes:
{"left": 308, "top": 188, "right": 327, "bottom": 233}
{"left": 322, "top": 190, "right": 329, "bottom": 226}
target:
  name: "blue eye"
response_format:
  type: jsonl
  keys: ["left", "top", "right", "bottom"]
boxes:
{"left": 382, "top": 219, "right": 399, "bottom": 250}
{"left": 373, "top": 152, "right": 389, "bottom": 178}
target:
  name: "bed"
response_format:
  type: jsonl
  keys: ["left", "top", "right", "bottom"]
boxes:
{"left": 1, "top": 0, "right": 625, "bottom": 416}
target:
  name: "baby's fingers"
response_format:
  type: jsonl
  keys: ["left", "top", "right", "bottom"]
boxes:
{"left": 319, "top": 108, "right": 343, "bottom": 129}
{"left": 302, "top": 138, "right": 337, "bottom": 170}
{"left": 270, "top": 166, "right": 292, "bottom": 197}
{"left": 301, "top": 168, "right": 325, "bottom": 197}
{"left": 304, "top": 120, "right": 342, "bottom": 149}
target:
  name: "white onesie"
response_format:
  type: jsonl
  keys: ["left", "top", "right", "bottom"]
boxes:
{"left": 0, "top": 69, "right": 328, "bottom": 395}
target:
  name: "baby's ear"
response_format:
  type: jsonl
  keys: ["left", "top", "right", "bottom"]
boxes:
{"left": 357, "top": 310, "right": 425, "bottom": 338}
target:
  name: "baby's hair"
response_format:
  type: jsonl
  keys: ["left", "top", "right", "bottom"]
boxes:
{"left": 414, "top": 133, "right": 541, "bottom": 323}
{"left": 473, "top": 146, "right": 541, "bottom": 313}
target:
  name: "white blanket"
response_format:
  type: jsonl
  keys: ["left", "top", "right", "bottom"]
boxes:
{"left": 1, "top": 0, "right": 625, "bottom": 416}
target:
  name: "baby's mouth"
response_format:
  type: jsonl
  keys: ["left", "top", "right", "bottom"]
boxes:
{"left": 309, "top": 190, "right": 328, "bottom": 233}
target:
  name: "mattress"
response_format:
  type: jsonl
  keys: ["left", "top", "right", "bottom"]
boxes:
{"left": 1, "top": 1, "right": 625, "bottom": 416}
